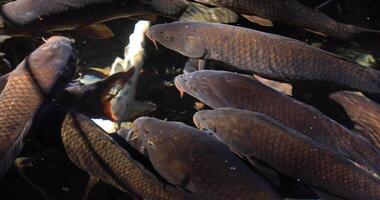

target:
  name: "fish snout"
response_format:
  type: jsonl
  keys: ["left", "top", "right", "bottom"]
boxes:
{"left": 145, "top": 27, "right": 158, "bottom": 50}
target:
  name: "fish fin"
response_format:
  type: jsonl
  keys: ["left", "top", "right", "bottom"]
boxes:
{"left": 254, "top": 75, "right": 293, "bottom": 96}
{"left": 197, "top": 59, "right": 207, "bottom": 70}
{"left": 180, "top": 2, "right": 238, "bottom": 24}
{"left": 242, "top": 15, "right": 274, "bottom": 27}
{"left": 315, "top": 0, "right": 335, "bottom": 11}
{"left": 247, "top": 157, "right": 280, "bottom": 186}
{"left": 311, "top": 187, "right": 345, "bottom": 200}
{"left": 304, "top": 28, "right": 328, "bottom": 37}
{"left": 82, "top": 176, "right": 99, "bottom": 200}
{"left": 76, "top": 23, "right": 114, "bottom": 39}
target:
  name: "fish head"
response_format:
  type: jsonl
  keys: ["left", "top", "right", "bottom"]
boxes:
{"left": 174, "top": 70, "right": 241, "bottom": 106}
{"left": 146, "top": 22, "right": 209, "bottom": 58}
{"left": 193, "top": 108, "right": 255, "bottom": 155}
{"left": 132, "top": 117, "right": 193, "bottom": 186}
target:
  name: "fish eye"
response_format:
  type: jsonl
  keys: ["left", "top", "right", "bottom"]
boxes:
{"left": 162, "top": 33, "right": 173, "bottom": 41}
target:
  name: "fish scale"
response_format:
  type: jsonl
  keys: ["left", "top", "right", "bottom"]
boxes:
{"left": 174, "top": 70, "right": 380, "bottom": 173}
{"left": 0, "top": 36, "right": 75, "bottom": 177}
{"left": 193, "top": 108, "right": 380, "bottom": 199}
{"left": 330, "top": 91, "right": 380, "bottom": 150}
{"left": 60, "top": 111, "right": 184, "bottom": 200}
{"left": 132, "top": 117, "right": 281, "bottom": 200}
{"left": 193, "top": 0, "right": 374, "bottom": 39}
{"left": 148, "top": 21, "right": 380, "bottom": 95}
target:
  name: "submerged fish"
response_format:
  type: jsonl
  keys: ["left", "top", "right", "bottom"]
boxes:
{"left": 132, "top": 117, "right": 280, "bottom": 200}
{"left": 0, "top": 36, "right": 75, "bottom": 177}
{"left": 193, "top": 108, "right": 380, "bottom": 199}
{"left": 61, "top": 111, "right": 189, "bottom": 199}
{"left": 64, "top": 70, "right": 136, "bottom": 120}
{"left": 330, "top": 91, "right": 380, "bottom": 150}
{"left": 0, "top": 0, "right": 156, "bottom": 38}
{"left": 147, "top": 22, "right": 380, "bottom": 95}
{"left": 174, "top": 70, "right": 380, "bottom": 173}
{"left": 190, "top": 0, "right": 380, "bottom": 39}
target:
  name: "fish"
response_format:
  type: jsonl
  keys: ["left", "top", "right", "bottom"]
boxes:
{"left": 146, "top": 21, "right": 380, "bottom": 95}
{"left": 132, "top": 117, "right": 281, "bottom": 200}
{"left": 64, "top": 70, "right": 136, "bottom": 120}
{"left": 142, "top": 0, "right": 189, "bottom": 15}
{"left": 0, "top": 36, "right": 76, "bottom": 177}
{"left": 60, "top": 110, "right": 190, "bottom": 200}
{"left": 174, "top": 70, "right": 380, "bottom": 173}
{"left": 193, "top": 108, "right": 380, "bottom": 199}
{"left": 0, "top": 0, "right": 157, "bottom": 39}
{"left": 330, "top": 91, "right": 380, "bottom": 149}
{"left": 189, "top": 0, "right": 380, "bottom": 40}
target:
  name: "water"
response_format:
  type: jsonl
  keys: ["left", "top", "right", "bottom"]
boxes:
{"left": 0, "top": 0, "right": 379, "bottom": 199}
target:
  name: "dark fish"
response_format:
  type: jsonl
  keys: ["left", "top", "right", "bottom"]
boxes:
{"left": 132, "top": 117, "right": 280, "bottom": 200}
{"left": 193, "top": 108, "right": 380, "bottom": 200}
{"left": 174, "top": 70, "right": 380, "bottom": 173}
{"left": 330, "top": 91, "right": 380, "bottom": 149}
{"left": 64, "top": 70, "right": 135, "bottom": 120}
{"left": 142, "top": 0, "right": 189, "bottom": 15}
{"left": 0, "top": 36, "right": 75, "bottom": 177}
{"left": 191, "top": 0, "right": 379, "bottom": 39}
{"left": 0, "top": 0, "right": 156, "bottom": 38}
{"left": 61, "top": 111, "right": 189, "bottom": 200}
{"left": 147, "top": 22, "right": 380, "bottom": 95}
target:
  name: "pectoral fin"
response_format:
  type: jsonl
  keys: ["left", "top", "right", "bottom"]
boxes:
{"left": 242, "top": 15, "right": 274, "bottom": 27}
{"left": 305, "top": 28, "right": 328, "bottom": 37}
{"left": 76, "top": 23, "right": 114, "bottom": 39}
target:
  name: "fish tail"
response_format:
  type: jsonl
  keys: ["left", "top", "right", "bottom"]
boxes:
{"left": 346, "top": 25, "right": 380, "bottom": 43}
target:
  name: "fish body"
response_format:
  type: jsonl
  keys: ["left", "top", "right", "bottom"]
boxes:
{"left": 61, "top": 111, "right": 187, "bottom": 200}
{"left": 191, "top": 0, "right": 378, "bottom": 39}
{"left": 147, "top": 22, "right": 380, "bottom": 95}
{"left": 330, "top": 91, "right": 380, "bottom": 149}
{"left": 193, "top": 108, "right": 380, "bottom": 200}
{"left": 0, "top": 36, "right": 75, "bottom": 177}
{"left": 0, "top": 0, "right": 155, "bottom": 37}
{"left": 132, "top": 117, "right": 281, "bottom": 200}
{"left": 64, "top": 71, "right": 135, "bottom": 120}
{"left": 174, "top": 70, "right": 380, "bottom": 173}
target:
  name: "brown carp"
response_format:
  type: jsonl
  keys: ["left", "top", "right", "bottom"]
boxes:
{"left": 174, "top": 70, "right": 380, "bottom": 173}
{"left": 0, "top": 0, "right": 157, "bottom": 38}
{"left": 132, "top": 117, "right": 281, "bottom": 200}
{"left": 190, "top": 0, "right": 380, "bottom": 39}
{"left": 330, "top": 91, "right": 380, "bottom": 150}
{"left": 193, "top": 108, "right": 380, "bottom": 200}
{"left": 61, "top": 110, "right": 190, "bottom": 200}
{"left": 147, "top": 21, "right": 380, "bottom": 95}
{"left": 0, "top": 36, "right": 76, "bottom": 177}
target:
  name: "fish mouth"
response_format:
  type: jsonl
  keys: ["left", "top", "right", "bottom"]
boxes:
{"left": 174, "top": 76, "right": 185, "bottom": 98}
{"left": 145, "top": 28, "right": 158, "bottom": 50}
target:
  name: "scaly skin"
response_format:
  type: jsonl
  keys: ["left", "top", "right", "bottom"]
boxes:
{"left": 193, "top": 108, "right": 380, "bottom": 200}
{"left": 147, "top": 22, "right": 380, "bottom": 95}
{"left": 0, "top": 0, "right": 155, "bottom": 36}
{"left": 61, "top": 111, "right": 187, "bottom": 200}
{"left": 174, "top": 70, "right": 380, "bottom": 174}
{"left": 330, "top": 91, "right": 380, "bottom": 150}
{"left": 132, "top": 117, "right": 281, "bottom": 200}
{"left": 192, "top": 0, "right": 377, "bottom": 39}
{"left": 0, "top": 36, "right": 75, "bottom": 177}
